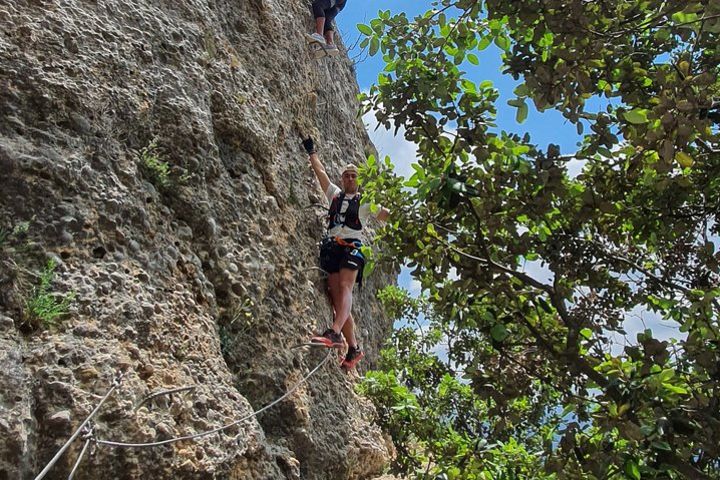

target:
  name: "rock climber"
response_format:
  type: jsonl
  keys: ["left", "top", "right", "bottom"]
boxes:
{"left": 305, "top": 0, "right": 347, "bottom": 56}
{"left": 302, "top": 136, "right": 389, "bottom": 369}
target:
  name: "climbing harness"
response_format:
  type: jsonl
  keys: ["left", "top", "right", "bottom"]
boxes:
{"left": 319, "top": 236, "right": 365, "bottom": 286}
{"left": 33, "top": 352, "right": 331, "bottom": 477}
{"left": 334, "top": 236, "right": 361, "bottom": 249}
{"left": 319, "top": 236, "right": 363, "bottom": 256}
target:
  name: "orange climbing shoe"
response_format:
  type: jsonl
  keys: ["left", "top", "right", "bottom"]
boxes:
{"left": 311, "top": 329, "right": 343, "bottom": 348}
{"left": 341, "top": 346, "right": 364, "bottom": 370}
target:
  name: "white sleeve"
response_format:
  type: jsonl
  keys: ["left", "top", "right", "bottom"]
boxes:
{"left": 325, "top": 183, "right": 341, "bottom": 204}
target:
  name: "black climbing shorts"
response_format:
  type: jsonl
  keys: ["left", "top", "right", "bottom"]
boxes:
{"left": 311, "top": 0, "right": 347, "bottom": 31}
{"left": 319, "top": 237, "right": 365, "bottom": 284}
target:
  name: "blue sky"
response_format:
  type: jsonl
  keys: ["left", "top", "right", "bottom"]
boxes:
{"left": 335, "top": 1, "right": 591, "bottom": 156}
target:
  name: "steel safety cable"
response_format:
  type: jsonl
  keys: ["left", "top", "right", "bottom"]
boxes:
{"left": 34, "top": 372, "right": 124, "bottom": 480}
{"left": 66, "top": 437, "right": 91, "bottom": 480}
{"left": 94, "top": 351, "right": 332, "bottom": 448}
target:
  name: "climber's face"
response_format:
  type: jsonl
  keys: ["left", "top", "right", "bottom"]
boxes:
{"left": 341, "top": 171, "right": 358, "bottom": 194}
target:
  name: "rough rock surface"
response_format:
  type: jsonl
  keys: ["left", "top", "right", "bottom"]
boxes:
{"left": 0, "top": 1, "right": 395, "bottom": 479}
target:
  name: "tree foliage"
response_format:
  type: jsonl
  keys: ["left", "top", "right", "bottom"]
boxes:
{"left": 357, "top": 1, "right": 720, "bottom": 478}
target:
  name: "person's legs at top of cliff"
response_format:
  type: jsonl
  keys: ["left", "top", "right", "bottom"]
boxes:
{"left": 302, "top": 136, "right": 390, "bottom": 369}
{"left": 305, "top": 0, "right": 347, "bottom": 56}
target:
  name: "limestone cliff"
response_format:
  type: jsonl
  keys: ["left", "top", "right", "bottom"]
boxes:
{"left": 0, "top": 1, "right": 395, "bottom": 478}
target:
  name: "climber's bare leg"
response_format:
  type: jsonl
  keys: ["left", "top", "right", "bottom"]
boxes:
{"left": 315, "top": 17, "right": 326, "bottom": 36}
{"left": 327, "top": 276, "right": 357, "bottom": 347}
{"left": 327, "top": 268, "right": 357, "bottom": 336}
{"left": 324, "top": 29, "right": 335, "bottom": 46}
{"left": 341, "top": 313, "right": 358, "bottom": 349}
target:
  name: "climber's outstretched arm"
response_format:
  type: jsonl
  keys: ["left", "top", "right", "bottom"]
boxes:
{"left": 309, "top": 152, "right": 331, "bottom": 194}
{"left": 376, "top": 207, "right": 390, "bottom": 223}
{"left": 303, "top": 137, "right": 331, "bottom": 194}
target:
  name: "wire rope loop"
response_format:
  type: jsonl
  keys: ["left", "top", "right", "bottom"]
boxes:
{"left": 94, "top": 352, "right": 332, "bottom": 449}
{"left": 34, "top": 370, "right": 124, "bottom": 480}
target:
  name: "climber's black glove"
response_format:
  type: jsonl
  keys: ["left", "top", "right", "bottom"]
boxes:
{"left": 302, "top": 137, "right": 316, "bottom": 155}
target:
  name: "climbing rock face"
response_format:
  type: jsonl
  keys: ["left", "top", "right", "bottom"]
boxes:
{"left": 0, "top": 1, "right": 395, "bottom": 479}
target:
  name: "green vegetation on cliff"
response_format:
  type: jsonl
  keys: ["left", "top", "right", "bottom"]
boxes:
{"left": 359, "top": 1, "right": 720, "bottom": 478}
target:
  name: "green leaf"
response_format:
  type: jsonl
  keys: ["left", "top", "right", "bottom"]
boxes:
{"left": 494, "top": 35, "right": 511, "bottom": 51}
{"left": 624, "top": 459, "right": 641, "bottom": 480}
{"left": 654, "top": 28, "right": 671, "bottom": 41}
{"left": 516, "top": 101, "right": 528, "bottom": 124}
{"left": 404, "top": 175, "right": 420, "bottom": 188}
{"left": 662, "top": 383, "right": 688, "bottom": 395}
{"left": 623, "top": 109, "right": 649, "bottom": 124}
{"left": 467, "top": 53, "right": 479, "bottom": 65}
{"left": 580, "top": 328, "right": 592, "bottom": 340}
{"left": 537, "top": 297, "right": 552, "bottom": 313}
{"left": 652, "top": 440, "right": 672, "bottom": 451}
{"left": 477, "top": 36, "right": 491, "bottom": 51}
{"left": 513, "top": 83, "right": 529, "bottom": 96}
{"left": 659, "top": 368, "right": 674, "bottom": 383}
{"left": 676, "top": 151, "right": 694, "bottom": 168}
{"left": 369, "top": 37, "right": 380, "bottom": 56}
{"left": 357, "top": 23, "right": 373, "bottom": 36}
{"left": 490, "top": 323, "right": 508, "bottom": 342}
{"left": 461, "top": 79, "right": 477, "bottom": 93}
{"left": 671, "top": 12, "right": 699, "bottom": 26}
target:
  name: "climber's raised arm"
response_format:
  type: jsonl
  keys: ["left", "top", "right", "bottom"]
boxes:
{"left": 303, "top": 137, "right": 331, "bottom": 195}
{"left": 376, "top": 207, "right": 390, "bottom": 223}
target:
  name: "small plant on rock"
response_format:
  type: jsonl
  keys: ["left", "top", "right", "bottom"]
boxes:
{"left": 219, "top": 297, "right": 255, "bottom": 358}
{"left": 0, "top": 220, "right": 31, "bottom": 250}
{"left": 13, "top": 221, "right": 30, "bottom": 236}
{"left": 138, "top": 139, "right": 171, "bottom": 189}
{"left": 24, "top": 259, "right": 75, "bottom": 329}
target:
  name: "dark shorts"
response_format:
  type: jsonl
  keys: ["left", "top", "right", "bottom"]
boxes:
{"left": 319, "top": 237, "right": 365, "bottom": 284}
{"left": 311, "top": 0, "right": 346, "bottom": 31}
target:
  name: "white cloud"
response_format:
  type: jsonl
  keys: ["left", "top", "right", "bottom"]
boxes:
{"left": 408, "top": 277, "right": 422, "bottom": 297}
{"left": 521, "top": 259, "right": 554, "bottom": 284}
{"left": 608, "top": 304, "right": 683, "bottom": 354}
{"left": 398, "top": 265, "right": 423, "bottom": 298}
{"left": 566, "top": 158, "right": 585, "bottom": 178}
{"left": 362, "top": 109, "right": 419, "bottom": 179}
